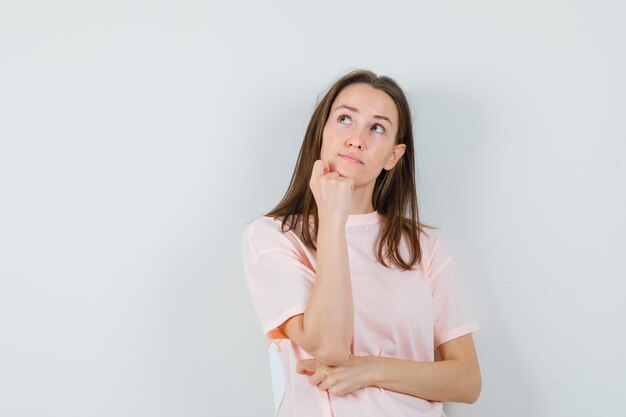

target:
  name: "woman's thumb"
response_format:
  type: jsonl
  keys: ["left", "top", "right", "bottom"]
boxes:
{"left": 312, "top": 160, "right": 330, "bottom": 178}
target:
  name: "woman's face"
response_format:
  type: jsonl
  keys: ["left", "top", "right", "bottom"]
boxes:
{"left": 320, "top": 83, "right": 406, "bottom": 188}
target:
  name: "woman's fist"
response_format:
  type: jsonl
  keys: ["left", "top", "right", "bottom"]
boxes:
{"left": 309, "top": 160, "right": 354, "bottom": 224}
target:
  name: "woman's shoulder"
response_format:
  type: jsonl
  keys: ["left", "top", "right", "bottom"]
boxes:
{"left": 241, "top": 214, "right": 311, "bottom": 265}
{"left": 412, "top": 224, "right": 443, "bottom": 266}
{"left": 414, "top": 226, "right": 459, "bottom": 275}
{"left": 242, "top": 213, "right": 304, "bottom": 246}
{"left": 242, "top": 214, "right": 284, "bottom": 239}
{"left": 246, "top": 214, "right": 281, "bottom": 227}
{"left": 399, "top": 217, "right": 439, "bottom": 248}
{"left": 244, "top": 213, "right": 300, "bottom": 231}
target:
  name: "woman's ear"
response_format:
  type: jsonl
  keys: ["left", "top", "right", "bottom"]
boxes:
{"left": 383, "top": 144, "right": 406, "bottom": 170}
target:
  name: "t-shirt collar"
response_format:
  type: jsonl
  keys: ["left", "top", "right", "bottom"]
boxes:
{"left": 345, "top": 210, "right": 383, "bottom": 227}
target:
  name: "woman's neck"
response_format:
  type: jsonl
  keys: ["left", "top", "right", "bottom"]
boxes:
{"left": 347, "top": 184, "right": 375, "bottom": 215}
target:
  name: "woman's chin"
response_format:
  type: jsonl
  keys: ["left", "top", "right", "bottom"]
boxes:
{"left": 331, "top": 164, "right": 351, "bottom": 177}
{"left": 335, "top": 169, "right": 355, "bottom": 179}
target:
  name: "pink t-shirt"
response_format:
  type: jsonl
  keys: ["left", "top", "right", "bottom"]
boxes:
{"left": 241, "top": 210, "right": 479, "bottom": 417}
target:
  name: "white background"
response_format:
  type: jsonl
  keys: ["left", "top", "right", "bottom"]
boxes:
{"left": 1, "top": 1, "right": 625, "bottom": 416}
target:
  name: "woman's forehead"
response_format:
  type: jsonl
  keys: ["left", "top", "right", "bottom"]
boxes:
{"left": 331, "top": 83, "right": 398, "bottom": 124}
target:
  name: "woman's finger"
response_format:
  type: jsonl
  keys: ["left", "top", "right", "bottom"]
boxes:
{"left": 310, "top": 160, "right": 322, "bottom": 182}
{"left": 322, "top": 161, "right": 330, "bottom": 175}
{"left": 321, "top": 172, "right": 339, "bottom": 180}
{"left": 346, "top": 177, "right": 354, "bottom": 191}
{"left": 318, "top": 376, "right": 328, "bottom": 391}
{"left": 311, "top": 159, "right": 330, "bottom": 180}
{"left": 308, "top": 371, "right": 324, "bottom": 387}
{"left": 309, "top": 365, "right": 331, "bottom": 386}
{"left": 296, "top": 359, "right": 316, "bottom": 374}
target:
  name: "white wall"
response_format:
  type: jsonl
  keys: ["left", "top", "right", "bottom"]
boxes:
{"left": 1, "top": 1, "right": 624, "bottom": 416}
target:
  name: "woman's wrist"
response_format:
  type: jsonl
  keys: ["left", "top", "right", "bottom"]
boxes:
{"left": 362, "top": 355, "right": 381, "bottom": 387}
{"left": 317, "top": 217, "right": 347, "bottom": 238}
{"left": 318, "top": 212, "right": 347, "bottom": 229}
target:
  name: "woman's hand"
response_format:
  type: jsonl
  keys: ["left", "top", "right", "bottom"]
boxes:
{"left": 309, "top": 159, "right": 354, "bottom": 225}
{"left": 296, "top": 354, "right": 374, "bottom": 397}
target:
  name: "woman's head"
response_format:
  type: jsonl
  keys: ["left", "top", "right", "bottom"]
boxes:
{"left": 320, "top": 82, "right": 406, "bottom": 195}
{"left": 265, "top": 69, "right": 434, "bottom": 270}
{"left": 302, "top": 70, "right": 415, "bottom": 212}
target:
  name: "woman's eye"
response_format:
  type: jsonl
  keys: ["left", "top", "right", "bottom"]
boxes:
{"left": 338, "top": 115, "right": 351, "bottom": 124}
{"left": 372, "top": 124, "right": 385, "bottom": 134}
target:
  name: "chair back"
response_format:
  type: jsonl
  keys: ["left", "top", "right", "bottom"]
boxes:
{"left": 268, "top": 339, "right": 285, "bottom": 415}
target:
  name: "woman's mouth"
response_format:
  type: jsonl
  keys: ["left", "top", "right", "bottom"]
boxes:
{"left": 339, "top": 154, "right": 363, "bottom": 164}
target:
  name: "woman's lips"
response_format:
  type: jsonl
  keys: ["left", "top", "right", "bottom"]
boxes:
{"left": 339, "top": 155, "right": 363, "bottom": 164}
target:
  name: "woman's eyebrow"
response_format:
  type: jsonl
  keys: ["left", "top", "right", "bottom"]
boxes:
{"left": 333, "top": 104, "right": 393, "bottom": 126}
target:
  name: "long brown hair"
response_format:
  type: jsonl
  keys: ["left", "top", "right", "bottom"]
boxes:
{"left": 264, "top": 69, "right": 436, "bottom": 271}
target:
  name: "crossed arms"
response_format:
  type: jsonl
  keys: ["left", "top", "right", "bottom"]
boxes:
{"left": 278, "top": 211, "right": 481, "bottom": 403}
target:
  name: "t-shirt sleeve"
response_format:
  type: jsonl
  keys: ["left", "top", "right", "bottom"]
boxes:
{"left": 426, "top": 233, "right": 479, "bottom": 350}
{"left": 241, "top": 218, "right": 315, "bottom": 340}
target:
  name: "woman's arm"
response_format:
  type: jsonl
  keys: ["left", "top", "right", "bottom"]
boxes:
{"left": 366, "top": 334, "right": 481, "bottom": 403}
{"left": 280, "top": 217, "right": 353, "bottom": 366}
{"left": 296, "top": 333, "right": 480, "bottom": 400}
{"left": 279, "top": 161, "right": 354, "bottom": 366}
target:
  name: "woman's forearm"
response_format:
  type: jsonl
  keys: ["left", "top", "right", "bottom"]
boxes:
{"left": 365, "top": 356, "right": 481, "bottom": 404}
{"left": 303, "top": 217, "right": 354, "bottom": 366}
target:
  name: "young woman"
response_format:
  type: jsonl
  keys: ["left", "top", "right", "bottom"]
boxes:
{"left": 242, "top": 69, "right": 481, "bottom": 417}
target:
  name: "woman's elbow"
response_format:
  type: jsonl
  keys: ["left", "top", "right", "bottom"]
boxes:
{"left": 315, "top": 347, "right": 350, "bottom": 367}
{"left": 463, "top": 369, "right": 482, "bottom": 404}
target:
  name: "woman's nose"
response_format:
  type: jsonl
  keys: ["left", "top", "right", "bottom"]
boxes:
{"left": 347, "top": 140, "right": 362, "bottom": 149}
{"left": 347, "top": 127, "right": 367, "bottom": 149}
